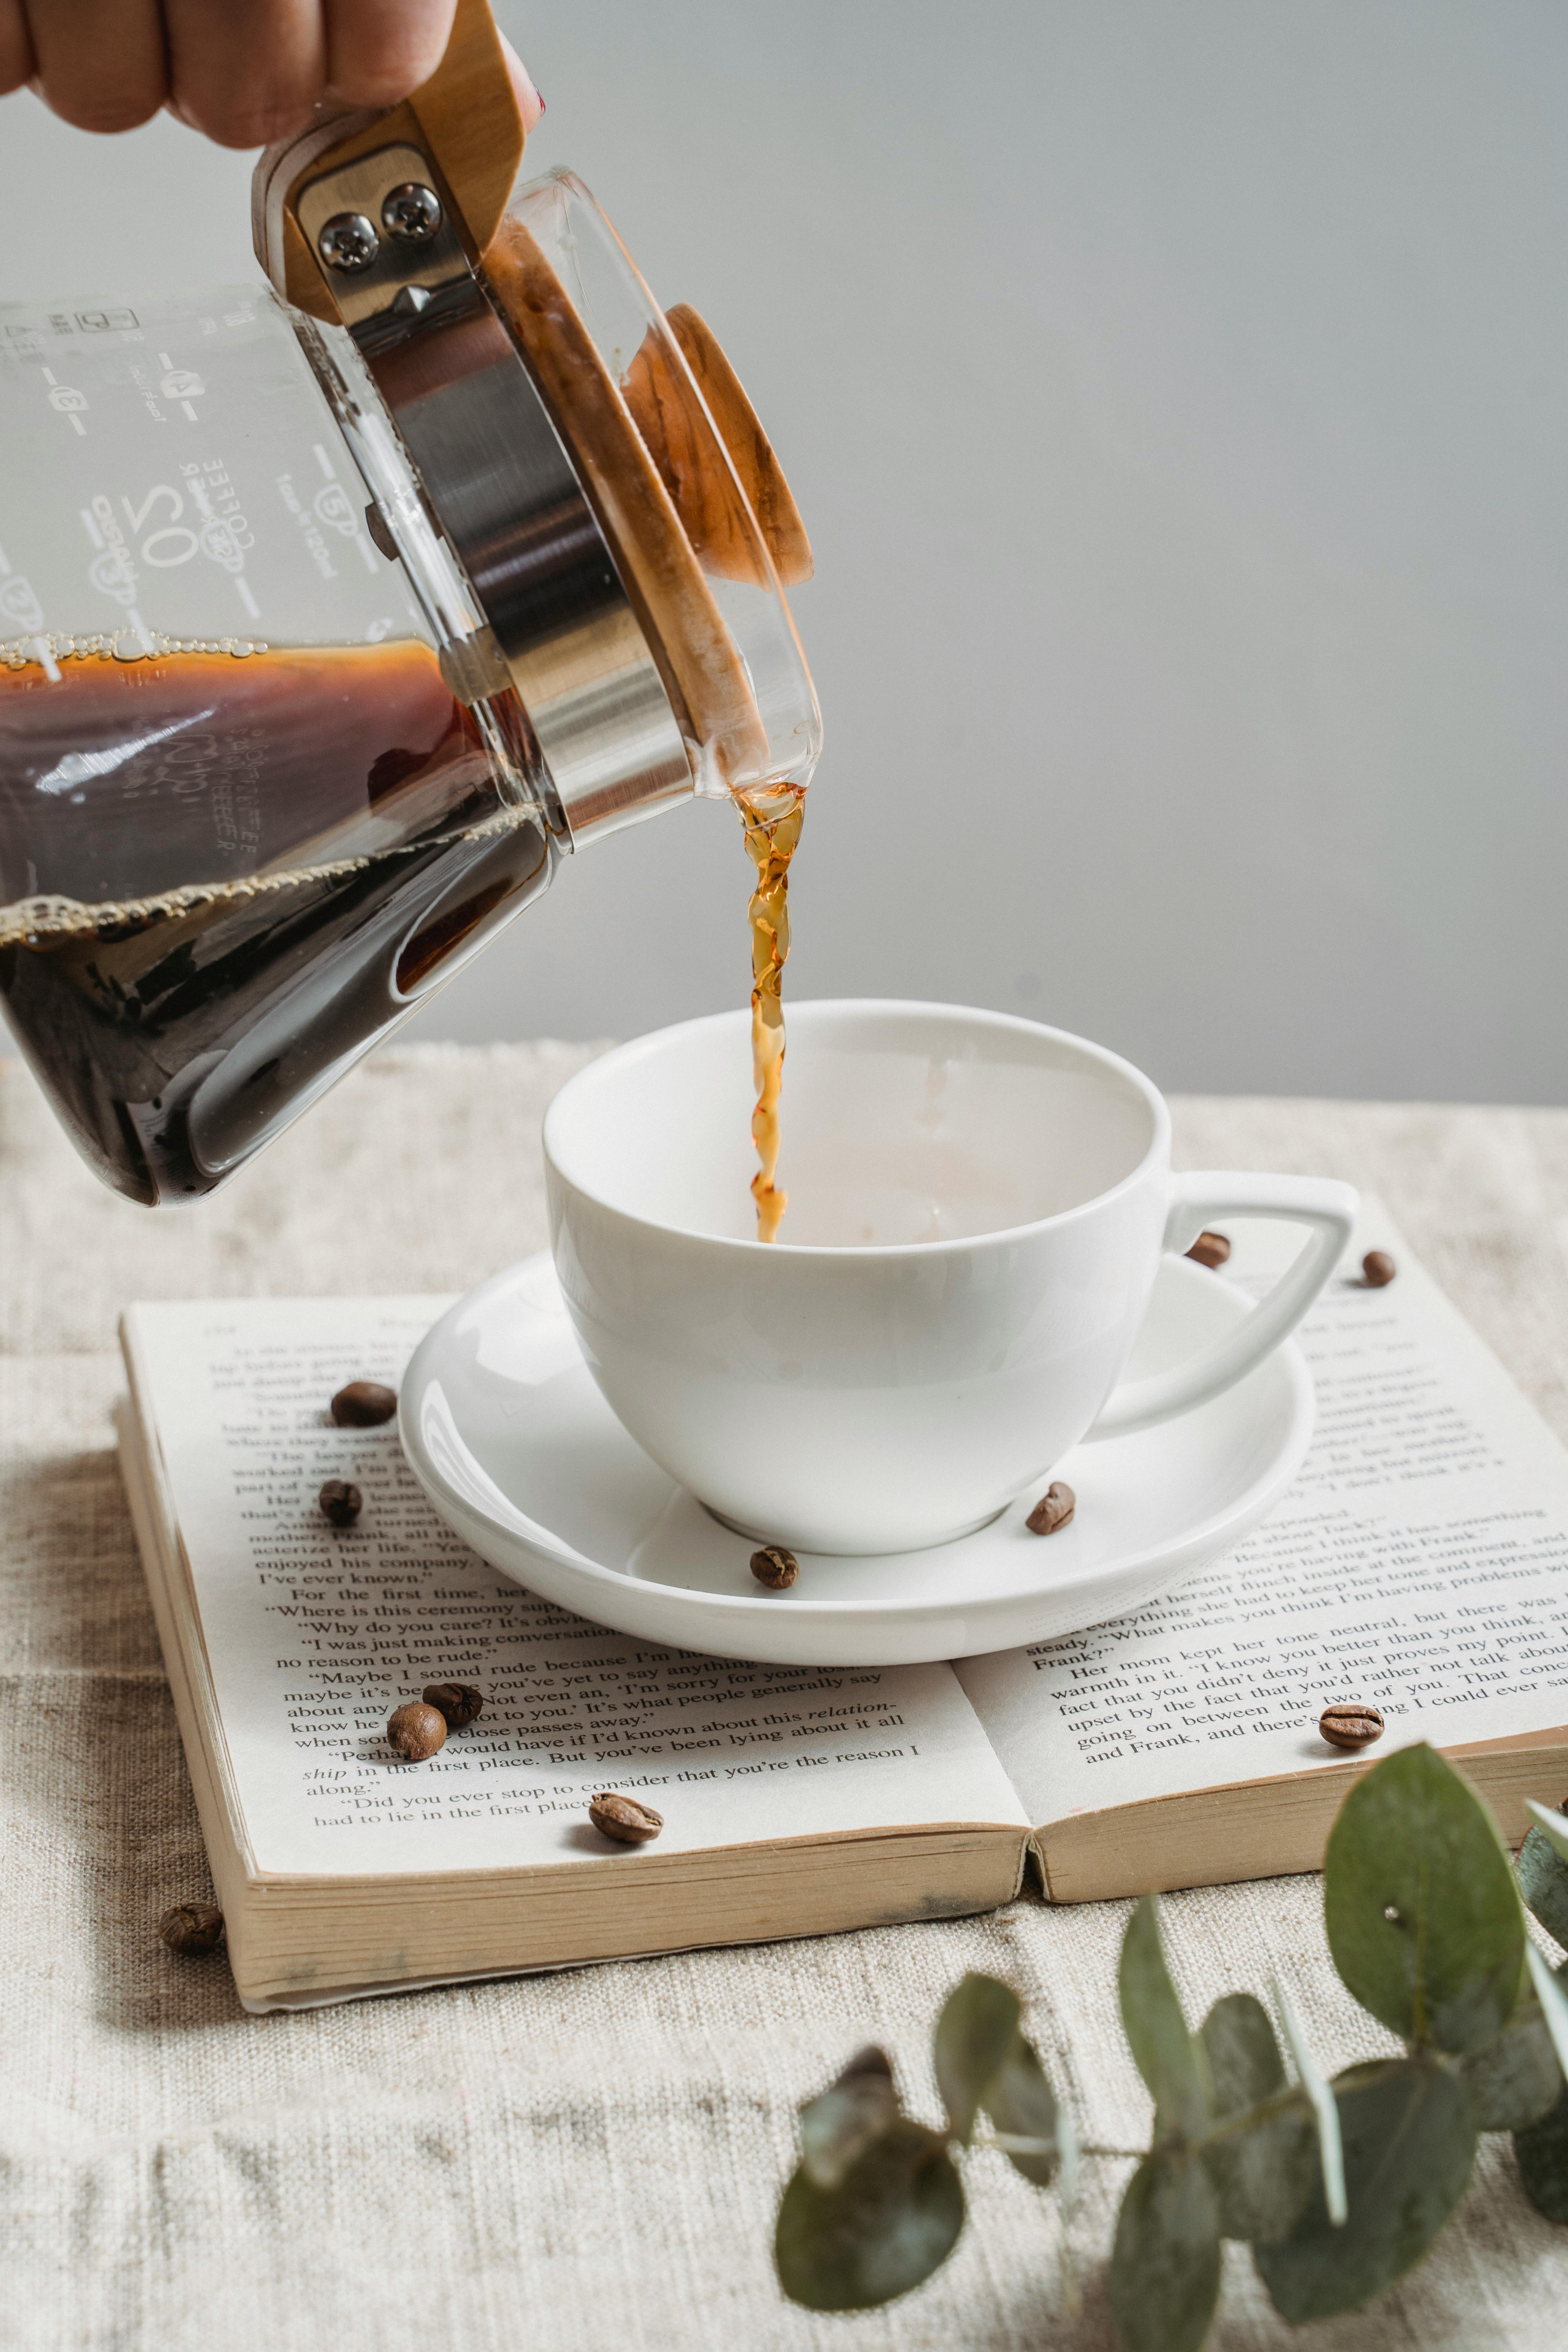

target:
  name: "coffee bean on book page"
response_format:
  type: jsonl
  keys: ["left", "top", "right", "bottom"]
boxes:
{"left": 750, "top": 1544, "right": 799, "bottom": 1590}
{"left": 424, "top": 1681, "right": 484, "bottom": 1729}
{"left": 1187, "top": 1230, "right": 1231, "bottom": 1270}
{"left": 158, "top": 1902, "right": 225, "bottom": 1956}
{"left": 590, "top": 1792, "right": 664, "bottom": 1845}
{"left": 1361, "top": 1251, "right": 1397, "bottom": 1289}
{"left": 1319, "top": 1704, "right": 1385, "bottom": 1751}
{"left": 387, "top": 1701, "right": 447, "bottom": 1762}
{"left": 330, "top": 1379, "right": 398, "bottom": 1427}
{"left": 1026, "top": 1482, "right": 1075, "bottom": 1536}
{"left": 318, "top": 1479, "right": 362, "bottom": 1527}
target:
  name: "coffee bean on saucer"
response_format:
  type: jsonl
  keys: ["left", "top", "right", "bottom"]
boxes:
{"left": 1026, "top": 1482, "right": 1076, "bottom": 1536}
{"left": 590, "top": 1792, "right": 664, "bottom": 1845}
{"left": 1187, "top": 1231, "right": 1231, "bottom": 1270}
{"left": 387, "top": 1701, "right": 447, "bottom": 1762}
{"left": 1319, "top": 1703, "right": 1385, "bottom": 1751}
{"left": 424, "top": 1680, "right": 484, "bottom": 1730}
{"left": 750, "top": 1544, "right": 799, "bottom": 1590}
{"left": 318, "top": 1478, "right": 362, "bottom": 1528}
{"left": 158, "top": 1902, "right": 225, "bottom": 1956}
{"left": 1361, "top": 1251, "right": 1397, "bottom": 1289}
{"left": 331, "top": 1379, "right": 398, "bottom": 1427}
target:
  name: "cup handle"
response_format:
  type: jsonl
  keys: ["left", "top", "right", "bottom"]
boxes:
{"left": 1085, "top": 1171, "right": 1359, "bottom": 1440}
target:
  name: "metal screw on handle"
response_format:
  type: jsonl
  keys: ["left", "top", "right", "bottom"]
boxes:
{"left": 382, "top": 183, "right": 444, "bottom": 244}
{"left": 318, "top": 212, "right": 381, "bottom": 273}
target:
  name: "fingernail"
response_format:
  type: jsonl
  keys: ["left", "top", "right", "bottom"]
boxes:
{"left": 535, "top": 89, "right": 545, "bottom": 113}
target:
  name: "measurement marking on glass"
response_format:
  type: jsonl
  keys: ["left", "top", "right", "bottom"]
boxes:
{"left": 158, "top": 352, "right": 174, "bottom": 369}
{"left": 69, "top": 416, "right": 85, "bottom": 436}
{"left": 78, "top": 507, "right": 103, "bottom": 550}
{"left": 235, "top": 577, "right": 261, "bottom": 619}
{"left": 125, "top": 606, "right": 155, "bottom": 655}
{"left": 30, "top": 636, "right": 61, "bottom": 683}
{"left": 40, "top": 366, "right": 56, "bottom": 385}
{"left": 181, "top": 402, "right": 198, "bottom": 421}
{"left": 313, "top": 443, "right": 337, "bottom": 480}
{"left": 0, "top": 540, "right": 10, "bottom": 574}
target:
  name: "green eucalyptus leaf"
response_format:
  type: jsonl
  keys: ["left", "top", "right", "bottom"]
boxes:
{"left": 1201, "top": 2098, "right": 1318, "bottom": 2245}
{"left": 799, "top": 2045, "right": 901, "bottom": 2189}
{"left": 982, "top": 2027, "right": 1062, "bottom": 2189}
{"left": 1456, "top": 1994, "right": 1561, "bottom": 2132}
{"left": 1525, "top": 1945, "right": 1568, "bottom": 2081}
{"left": 1515, "top": 2078, "right": 1568, "bottom": 2223}
{"left": 1120, "top": 1896, "right": 1211, "bottom": 2142}
{"left": 1107, "top": 2148, "right": 1221, "bottom": 2352}
{"left": 775, "top": 2118, "right": 964, "bottom": 2311}
{"left": 1323, "top": 1743, "right": 1523, "bottom": 2053}
{"left": 1518, "top": 1820, "right": 1568, "bottom": 1950}
{"left": 1196, "top": 1991, "right": 1313, "bottom": 2241}
{"left": 1200, "top": 1993, "right": 1285, "bottom": 2117}
{"left": 1272, "top": 1977, "right": 1346, "bottom": 2226}
{"left": 934, "top": 1973, "right": 1020, "bottom": 2143}
{"left": 1524, "top": 1799, "right": 1568, "bottom": 1867}
{"left": 1254, "top": 2056, "right": 1477, "bottom": 2321}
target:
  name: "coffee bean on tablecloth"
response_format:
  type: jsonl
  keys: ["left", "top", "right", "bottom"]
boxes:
{"left": 318, "top": 1478, "right": 362, "bottom": 1527}
{"left": 387, "top": 1701, "right": 447, "bottom": 1762}
{"left": 1361, "top": 1251, "right": 1397, "bottom": 1289}
{"left": 1319, "top": 1703, "right": 1385, "bottom": 1751}
{"left": 424, "top": 1681, "right": 484, "bottom": 1729}
{"left": 1187, "top": 1231, "right": 1231, "bottom": 1270}
{"left": 750, "top": 1544, "right": 799, "bottom": 1590}
{"left": 158, "top": 1902, "right": 225, "bottom": 1956}
{"left": 1027, "top": 1481, "right": 1076, "bottom": 1536}
{"left": 590, "top": 1792, "right": 664, "bottom": 1845}
{"left": 330, "top": 1379, "right": 398, "bottom": 1427}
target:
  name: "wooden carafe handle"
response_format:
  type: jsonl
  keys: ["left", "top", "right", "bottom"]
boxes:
{"left": 253, "top": 0, "right": 525, "bottom": 317}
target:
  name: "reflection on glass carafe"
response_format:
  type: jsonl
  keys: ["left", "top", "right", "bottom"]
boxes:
{"left": 1, "top": 157, "right": 819, "bottom": 1205}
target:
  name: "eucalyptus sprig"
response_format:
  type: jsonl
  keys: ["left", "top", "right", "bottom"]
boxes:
{"left": 773, "top": 1743, "right": 1568, "bottom": 2348}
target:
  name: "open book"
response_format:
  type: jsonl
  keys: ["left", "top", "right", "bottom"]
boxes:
{"left": 119, "top": 1203, "right": 1568, "bottom": 2010}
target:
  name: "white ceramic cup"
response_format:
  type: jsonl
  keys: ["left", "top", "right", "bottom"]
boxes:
{"left": 543, "top": 1000, "right": 1356, "bottom": 1555}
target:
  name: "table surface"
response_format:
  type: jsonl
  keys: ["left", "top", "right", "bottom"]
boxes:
{"left": 6, "top": 1042, "right": 1568, "bottom": 2352}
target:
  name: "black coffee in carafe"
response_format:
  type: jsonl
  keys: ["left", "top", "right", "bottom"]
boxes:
{"left": 0, "top": 637, "right": 552, "bottom": 1203}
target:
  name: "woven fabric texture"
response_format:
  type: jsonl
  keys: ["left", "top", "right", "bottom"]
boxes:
{"left": 4, "top": 1043, "right": 1568, "bottom": 2351}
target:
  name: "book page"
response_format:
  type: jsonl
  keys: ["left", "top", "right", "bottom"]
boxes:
{"left": 123, "top": 1298, "right": 1027, "bottom": 1878}
{"left": 958, "top": 1200, "right": 1568, "bottom": 1827}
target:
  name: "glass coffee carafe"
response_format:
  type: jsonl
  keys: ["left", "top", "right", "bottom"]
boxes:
{"left": 0, "top": 87, "right": 820, "bottom": 1205}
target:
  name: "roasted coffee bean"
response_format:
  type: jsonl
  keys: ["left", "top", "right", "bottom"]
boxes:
{"left": 1361, "top": 1251, "right": 1397, "bottom": 1289}
{"left": 1187, "top": 1230, "right": 1232, "bottom": 1270}
{"left": 318, "top": 1478, "right": 363, "bottom": 1528}
{"left": 387, "top": 1700, "right": 447, "bottom": 1762}
{"left": 331, "top": 1379, "right": 398, "bottom": 1427}
{"left": 589, "top": 1791, "right": 664, "bottom": 1845}
{"left": 1026, "top": 1481, "right": 1076, "bottom": 1536}
{"left": 1319, "top": 1703, "right": 1385, "bottom": 1751}
{"left": 158, "top": 1902, "right": 225, "bottom": 1956}
{"left": 750, "top": 1544, "right": 799, "bottom": 1590}
{"left": 424, "top": 1680, "right": 484, "bottom": 1730}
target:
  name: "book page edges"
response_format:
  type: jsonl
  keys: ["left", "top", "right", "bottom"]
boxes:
{"left": 1033, "top": 1727, "right": 1568, "bottom": 1902}
{"left": 230, "top": 1822, "right": 1027, "bottom": 2008}
{"left": 116, "top": 1329, "right": 260, "bottom": 1900}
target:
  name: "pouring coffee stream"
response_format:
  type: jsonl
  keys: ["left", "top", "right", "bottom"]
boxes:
{"left": 0, "top": 0, "right": 819, "bottom": 1210}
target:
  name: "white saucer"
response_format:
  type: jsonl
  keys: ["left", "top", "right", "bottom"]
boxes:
{"left": 400, "top": 1251, "right": 1313, "bottom": 1667}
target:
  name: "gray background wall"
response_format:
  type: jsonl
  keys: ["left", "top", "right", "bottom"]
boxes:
{"left": 4, "top": 1, "right": 1565, "bottom": 1101}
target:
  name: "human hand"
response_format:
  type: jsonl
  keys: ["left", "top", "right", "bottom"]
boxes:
{"left": 0, "top": 0, "right": 543, "bottom": 148}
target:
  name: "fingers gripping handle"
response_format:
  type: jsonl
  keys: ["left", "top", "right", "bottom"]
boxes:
{"left": 1087, "top": 1172, "right": 1359, "bottom": 1440}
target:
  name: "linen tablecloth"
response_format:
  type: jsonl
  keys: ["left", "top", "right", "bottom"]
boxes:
{"left": 5, "top": 1041, "right": 1568, "bottom": 2351}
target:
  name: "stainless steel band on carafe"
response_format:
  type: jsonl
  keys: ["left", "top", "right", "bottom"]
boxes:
{"left": 255, "top": 131, "right": 692, "bottom": 849}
